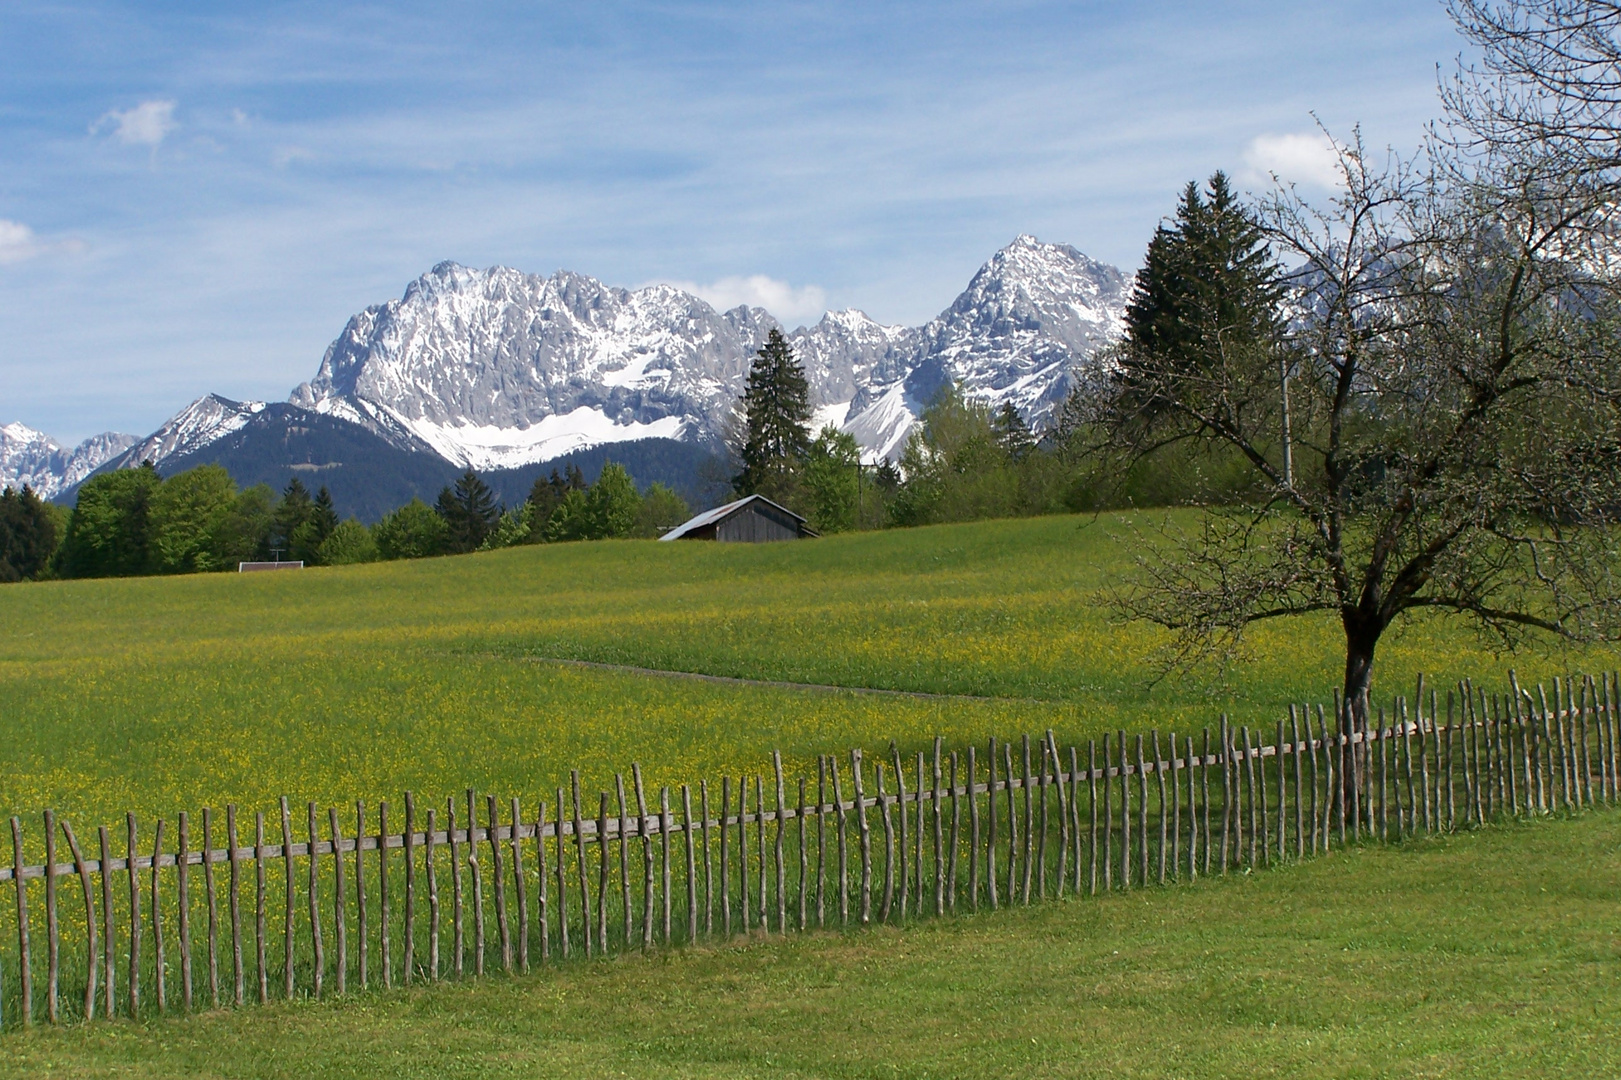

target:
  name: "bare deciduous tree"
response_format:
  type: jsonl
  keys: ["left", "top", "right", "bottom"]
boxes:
{"left": 1104, "top": 8, "right": 1621, "bottom": 724}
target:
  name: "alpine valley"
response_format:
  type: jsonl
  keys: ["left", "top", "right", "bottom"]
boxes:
{"left": 4, "top": 235, "right": 1129, "bottom": 520}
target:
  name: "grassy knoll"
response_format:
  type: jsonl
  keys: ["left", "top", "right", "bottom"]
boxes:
{"left": 0, "top": 511, "right": 1613, "bottom": 825}
{"left": 2, "top": 812, "right": 1617, "bottom": 1078}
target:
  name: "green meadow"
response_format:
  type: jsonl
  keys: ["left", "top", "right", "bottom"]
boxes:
{"left": 0, "top": 511, "right": 1617, "bottom": 1077}
{"left": 0, "top": 510, "right": 1611, "bottom": 824}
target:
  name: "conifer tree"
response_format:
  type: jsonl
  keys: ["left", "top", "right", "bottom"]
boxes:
{"left": 312, "top": 487, "right": 339, "bottom": 538}
{"left": 291, "top": 485, "right": 340, "bottom": 564}
{"left": 1112, "top": 172, "right": 1283, "bottom": 435}
{"left": 991, "top": 403, "right": 1034, "bottom": 460}
{"left": 734, "top": 328, "right": 812, "bottom": 500}
{"left": 0, "top": 485, "right": 59, "bottom": 582}
{"left": 436, "top": 469, "right": 500, "bottom": 553}
{"left": 271, "top": 478, "right": 314, "bottom": 560}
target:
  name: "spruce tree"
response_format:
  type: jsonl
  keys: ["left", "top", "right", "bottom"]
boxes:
{"left": 1114, "top": 172, "right": 1283, "bottom": 432}
{"left": 436, "top": 469, "right": 500, "bottom": 553}
{"left": 991, "top": 403, "right": 1034, "bottom": 460}
{"left": 0, "top": 485, "right": 59, "bottom": 582}
{"left": 271, "top": 478, "right": 314, "bottom": 559}
{"left": 312, "top": 487, "right": 339, "bottom": 538}
{"left": 291, "top": 486, "right": 340, "bottom": 564}
{"left": 734, "top": 328, "right": 811, "bottom": 501}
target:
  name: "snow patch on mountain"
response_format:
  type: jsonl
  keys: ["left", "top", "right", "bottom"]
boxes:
{"left": 288, "top": 235, "right": 1127, "bottom": 467}
{"left": 27, "top": 234, "right": 1129, "bottom": 494}
{"left": 398, "top": 407, "right": 689, "bottom": 471}
{"left": 101, "top": 394, "right": 268, "bottom": 473}
{"left": 840, "top": 235, "right": 1129, "bottom": 456}
{"left": 0, "top": 423, "right": 137, "bottom": 498}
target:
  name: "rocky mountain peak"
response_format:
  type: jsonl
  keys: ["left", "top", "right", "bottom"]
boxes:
{"left": 0, "top": 422, "right": 137, "bottom": 498}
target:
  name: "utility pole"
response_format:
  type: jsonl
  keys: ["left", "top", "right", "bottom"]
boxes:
{"left": 1279, "top": 354, "right": 1294, "bottom": 490}
{"left": 855, "top": 450, "right": 863, "bottom": 531}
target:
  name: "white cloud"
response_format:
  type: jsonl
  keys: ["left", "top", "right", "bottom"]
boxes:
{"left": 92, "top": 99, "right": 178, "bottom": 147}
{"left": 272, "top": 145, "right": 315, "bottom": 168}
{"left": 0, "top": 220, "right": 84, "bottom": 265}
{"left": 660, "top": 274, "right": 828, "bottom": 322}
{"left": 1241, "top": 132, "right": 1342, "bottom": 189}
{"left": 0, "top": 220, "right": 41, "bottom": 264}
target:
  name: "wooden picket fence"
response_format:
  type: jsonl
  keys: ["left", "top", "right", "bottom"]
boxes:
{"left": 1, "top": 669, "right": 1616, "bottom": 1029}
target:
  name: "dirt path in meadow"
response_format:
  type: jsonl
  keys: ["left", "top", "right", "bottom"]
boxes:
{"left": 523, "top": 656, "right": 1058, "bottom": 706}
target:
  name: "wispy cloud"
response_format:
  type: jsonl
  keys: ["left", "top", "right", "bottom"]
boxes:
{"left": 1241, "top": 132, "right": 1343, "bottom": 189}
{"left": 659, "top": 275, "right": 828, "bottom": 323}
{"left": 92, "top": 99, "right": 178, "bottom": 147}
{"left": 0, "top": 220, "right": 84, "bottom": 265}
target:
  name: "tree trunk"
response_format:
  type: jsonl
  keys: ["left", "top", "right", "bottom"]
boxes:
{"left": 1342, "top": 624, "right": 1377, "bottom": 731}
{"left": 1341, "top": 615, "right": 1382, "bottom": 814}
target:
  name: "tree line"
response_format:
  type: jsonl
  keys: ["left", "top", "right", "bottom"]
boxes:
{"left": 0, "top": 461, "right": 693, "bottom": 580}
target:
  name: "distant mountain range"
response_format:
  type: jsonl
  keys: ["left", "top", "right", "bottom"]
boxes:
{"left": 2, "top": 235, "right": 1129, "bottom": 520}
{"left": 0, "top": 424, "right": 136, "bottom": 500}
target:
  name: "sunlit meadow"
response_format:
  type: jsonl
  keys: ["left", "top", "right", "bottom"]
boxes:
{"left": 0, "top": 511, "right": 1611, "bottom": 830}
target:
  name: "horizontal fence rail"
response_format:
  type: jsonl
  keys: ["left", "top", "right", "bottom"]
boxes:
{"left": 0, "top": 670, "right": 1616, "bottom": 1028}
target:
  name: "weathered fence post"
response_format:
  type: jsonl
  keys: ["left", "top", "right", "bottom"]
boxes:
{"left": 633, "top": 766, "right": 653, "bottom": 950}
{"left": 831, "top": 757, "right": 849, "bottom": 925}
{"left": 44, "top": 810, "right": 58, "bottom": 1024}
{"left": 719, "top": 776, "right": 731, "bottom": 937}
{"left": 355, "top": 801, "right": 369, "bottom": 987}
{"left": 254, "top": 811, "right": 266, "bottom": 1005}
{"left": 425, "top": 807, "right": 440, "bottom": 981}
{"left": 486, "top": 795, "right": 511, "bottom": 973}
{"left": 305, "top": 804, "right": 322, "bottom": 999}
{"left": 794, "top": 777, "right": 806, "bottom": 931}
{"left": 552, "top": 788, "right": 567, "bottom": 961}
{"left": 701, "top": 780, "right": 715, "bottom": 938}
{"left": 329, "top": 807, "right": 345, "bottom": 995}
{"left": 150, "top": 818, "right": 166, "bottom": 1013}
{"left": 959, "top": 745, "right": 972, "bottom": 914}
{"left": 660, "top": 786, "right": 673, "bottom": 944}
{"left": 60, "top": 820, "right": 97, "bottom": 1021}
{"left": 129, "top": 813, "right": 143, "bottom": 1015}
{"left": 402, "top": 793, "right": 416, "bottom": 985}
{"left": 853, "top": 750, "right": 872, "bottom": 925}
{"left": 878, "top": 763, "right": 896, "bottom": 922}
{"left": 597, "top": 792, "right": 610, "bottom": 953}
{"left": 682, "top": 786, "right": 697, "bottom": 944}
{"left": 774, "top": 754, "right": 788, "bottom": 935}
{"left": 571, "top": 775, "right": 590, "bottom": 960}
{"left": 280, "top": 798, "right": 294, "bottom": 999}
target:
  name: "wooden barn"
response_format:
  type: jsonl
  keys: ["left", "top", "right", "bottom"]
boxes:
{"left": 658, "top": 494, "right": 818, "bottom": 543}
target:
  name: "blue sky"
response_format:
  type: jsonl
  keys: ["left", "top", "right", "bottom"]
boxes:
{"left": 2, "top": 1, "right": 1463, "bottom": 444}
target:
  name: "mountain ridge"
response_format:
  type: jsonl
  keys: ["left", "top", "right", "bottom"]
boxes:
{"left": 9, "top": 235, "right": 1130, "bottom": 504}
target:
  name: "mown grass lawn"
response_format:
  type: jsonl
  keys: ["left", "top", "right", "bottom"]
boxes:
{"left": 0, "top": 512, "right": 1610, "bottom": 826}
{"left": 2, "top": 811, "right": 1615, "bottom": 1079}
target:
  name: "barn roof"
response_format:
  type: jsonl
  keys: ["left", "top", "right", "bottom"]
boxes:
{"left": 658, "top": 494, "right": 808, "bottom": 541}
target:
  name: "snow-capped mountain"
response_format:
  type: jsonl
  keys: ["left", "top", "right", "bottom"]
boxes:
{"left": 290, "top": 265, "right": 778, "bottom": 470}
{"left": 0, "top": 423, "right": 136, "bottom": 498}
{"left": 33, "top": 234, "right": 1129, "bottom": 505}
{"left": 845, "top": 235, "right": 1127, "bottom": 458}
{"left": 287, "top": 234, "right": 1127, "bottom": 468}
{"left": 98, "top": 394, "right": 276, "bottom": 473}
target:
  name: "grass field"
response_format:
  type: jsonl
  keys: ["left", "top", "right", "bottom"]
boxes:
{"left": 0, "top": 813, "right": 1616, "bottom": 1078}
{"left": 0, "top": 511, "right": 1611, "bottom": 827}
{"left": 0, "top": 511, "right": 1618, "bottom": 1075}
